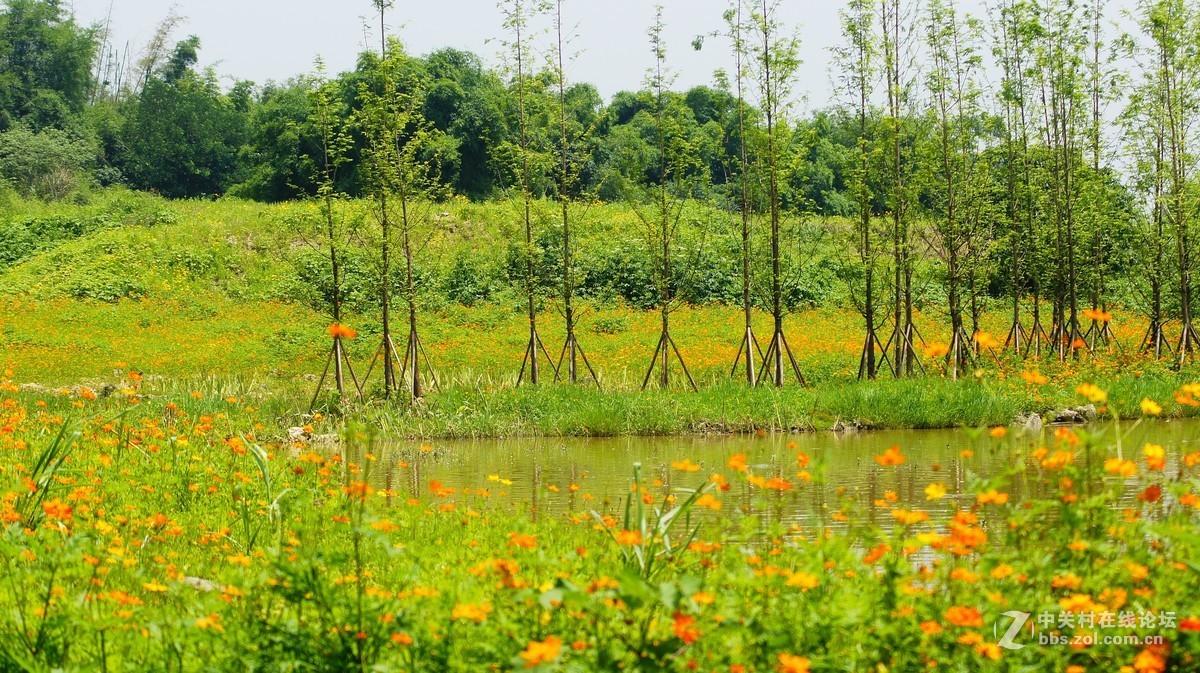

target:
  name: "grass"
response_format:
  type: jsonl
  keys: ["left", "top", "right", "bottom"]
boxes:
{"left": 1, "top": 380, "right": 1199, "bottom": 671}
{"left": 3, "top": 189, "right": 1200, "bottom": 438}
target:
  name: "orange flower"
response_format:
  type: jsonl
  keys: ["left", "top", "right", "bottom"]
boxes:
{"left": 976, "top": 490, "right": 1009, "bottom": 505}
{"left": 42, "top": 498, "right": 72, "bottom": 522}
{"left": 329, "top": 323, "right": 358, "bottom": 339}
{"left": 1180, "top": 616, "right": 1200, "bottom": 632}
{"left": 508, "top": 533, "right": 537, "bottom": 550}
{"left": 975, "top": 331, "right": 1000, "bottom": 349}
{"left": 615, "top": 530, "right": 643, "bottom": 546}
{"left": 1144, "top": 444, "right": 1166, "bottom": 471}
{"left": 671, "top": 459, "right": 701, "bottom": 472}
{"left": 519, "top": 635, "right": 563, "bottom": 668}
{"left": 672, "top": 612, "right": 701, "bottom": 644}
{"left": 451, "top": 602, "right": 492, "bottom": 623}
{"left": 776, "top": 653, "right": 811, "bottom": 673}
{"left": 944, "top": 606, "right": 983, "bottom": 628}
{"left": 1083, "top": 308, "right": 1112, "bottom": 323}
{"left": 727, "top": 453, "right": 748, "bottom": 472}
{"left": 1021, "top": 370, "right": 1049, "bottom": 385}
{"left": 875, "top": 445, "right": 905, "bottom": 466}
{"left": 1104, "top": 458, "right": 1138, "bottom": 478}
{"left": 925, "top": 343, "right": 949, "bottom": 359}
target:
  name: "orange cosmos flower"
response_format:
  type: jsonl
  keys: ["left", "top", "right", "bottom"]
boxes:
{"left": 672, "top": 612, "right": 701, "bottom": 644}
{"left": 451, "top": 602, "right": 492, "bottom": 623}
{"left": 1083, "top": 308, "right": 1113, "bottom": 323}
{"left": 944, "top": 606, "right": 984, "bottom": 628}
{"left": 925, "top": 342, "right": 950, "bottom": 359}
{"left": 519, "top": 635, "right": 563, "bottom": 668}
{"left": 329, "top": 323, "right": 358, "bottom": 340}
{"left": 42, "top": 498, "right": 72, "bottom": 522}
{"left": 615, "top": 530, "right": 643, "bottom": 546}
{"left": 976, "top": 490, "right": 1009, "bottom": 505}
{"left": 1141, "top": 398, "right": 1163, "bottom": 416}
{"left": 1144, "top": 444, "right": 1166, "bottom": 471}
{"left": 776, "top": 653, "right": 811, "bottom": 673}
{"left": 508, "top": 533, "right": 537, "bottom": 550}
{"left": 875, "top": 445, "right": 905, "bottom": 466}
{"left": 727, "top": 453, "right": 748, "bottom": 473}
{"left": 1104, "top": 458, "right": 1138, "bottom": 478}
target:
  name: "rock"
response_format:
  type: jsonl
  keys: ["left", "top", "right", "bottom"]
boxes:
{"left": 1051, "top": 404, "right": 1096, "bottom": 424}
{"left": 183, "top": 576, "right": 218, "bottom": 592}
{"left": 311, "top": 434, "right": 340, "bottom": 446}
{"left": 830, "top": 418, "right": 865, "bottom": 433}
{"left": 286, "top": 427, "right": 309, "bottom": 442}
{"left": 1014, "top": 412, "right": 1043, "bottom": 433}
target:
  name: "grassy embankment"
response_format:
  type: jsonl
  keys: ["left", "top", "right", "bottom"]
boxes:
{"left": 2, "top": 189, "right": 1197, "bottom": 437}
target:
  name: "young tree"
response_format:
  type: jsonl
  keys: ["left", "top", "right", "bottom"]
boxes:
{"left": 1132, "top": 0, "right": 1200, "bottom": 364}
{"left": 833, "top": 0, "right": 886, "bottom": 379}
{"left": 499, "top": 0, "right": 557, "bottom": 386}
{"left": 627, "top": 6, "right": 703, "bottom": 391}
{"left": 724, "top": 0, "right": 765, "bottom": 386}
{"left": 1124, "top": 0, "right": 1174, "bottom": 358}
{"left": 548, "top": 0, "right": 600, "bottom": 386}
{"left": 748, "top": 0, "right": 805, "bottom": 386}
{"left": 880, "top": 0, "right": 923, "bottom": 376}
{"left": 921, "top": 0, "right": 987, "bottom": 378}
{"left": 359, "top": 6, "right": 446, "bottom": 400}
{"left": 306, "top": 63, "right": 361, "bottom": 410}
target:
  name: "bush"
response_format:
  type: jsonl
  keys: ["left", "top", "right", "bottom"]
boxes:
{"left": 0, "top": 126, "right": 96, "bottom": 200}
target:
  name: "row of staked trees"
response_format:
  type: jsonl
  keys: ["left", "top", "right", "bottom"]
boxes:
{"left": 311, "top": 0, "right": 1200, "bottom": 406}
{"left": 7, "top": 0, "right": 1200, "bottom": 402}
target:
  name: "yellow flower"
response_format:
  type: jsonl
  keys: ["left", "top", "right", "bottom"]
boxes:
{"left": 1140, "top": 397, "right": 1163, "bottom": 416}
{"left": 1075, "top": 383, "right": 1108, "bottom": 404}
{"left": 142, "top": 581, "right": 169, "bottom": 593}
{"left": 785, "top": 571, "right": 819, "bottom": 591}
{"left": 1144, "top": 444, "right": 1166, "bottom": 471}
{"left": 924, "top": 483, "right": 948, "bottom": 501}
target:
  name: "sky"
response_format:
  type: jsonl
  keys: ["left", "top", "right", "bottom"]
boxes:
{"left": 66, "top": 0, "right": 1138, "bottom": 110}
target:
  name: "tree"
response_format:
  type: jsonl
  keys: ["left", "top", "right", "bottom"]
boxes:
{"left": 921, "top": 0, "right": 988, "bottom": 378}
{"left": 306, "top": 63, "right": 361, "bottom": 409}
{"left": 548, "top": 0, "right": 600, "bottom": 386}
{"left": 499, "top": 0, "right": 557, "bottom": 386}
{"left": 119, "top": 36, "right": 247, "bottom": 197}
{"left": 626, "top": 6, "right": 703, "bottom": 391}
{"left": 880, "top": 0, "right": 923, "bottom": 376}
{"left": 748, "top": 0, "right": 805, "bottom": 386}
{"left": 834, "top": 0, "right": 885, "bottom": 379}
{"left": 0, "top": 0, "right": 97, "bottom": 131}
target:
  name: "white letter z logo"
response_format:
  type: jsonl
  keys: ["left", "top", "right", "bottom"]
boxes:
{"left": 996, "top": 611, "right": 1030, "bottom": 650}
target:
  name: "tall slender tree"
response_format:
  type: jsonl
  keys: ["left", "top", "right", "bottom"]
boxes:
{"left": 748, "top": 0, "right": 805, "bottom": 386}
{"left": 834, "top": 0, "right": 886, "bottom": 380}
{"left": 548, "top": 0, "right": 600, "bottom": 386}
{"left": 881, "top": 0, "right": 923, "bottom": 376}
{"left": 630, "top": 6, "right": 703, "bottom": 391}
{"left": 306, "top": 63, "right": 361, "bottom": 410}
{"left": 499, "top": 0, "right": 557, "bottom": 386}
{"left": 725, "top": 0, "right": 764, "bottom": 386}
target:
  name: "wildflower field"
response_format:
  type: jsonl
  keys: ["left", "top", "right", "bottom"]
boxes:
{"left": 3, "top": 372, "right": 1200, "bottom": 671}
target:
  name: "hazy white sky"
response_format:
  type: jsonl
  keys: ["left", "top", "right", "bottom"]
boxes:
{"left": 65, "top": 0, "right": 1138, "bottom": 108}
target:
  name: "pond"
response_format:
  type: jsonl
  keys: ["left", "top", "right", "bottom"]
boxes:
{"left": 353, "top": 419, "right": 1198, "bottom": 529}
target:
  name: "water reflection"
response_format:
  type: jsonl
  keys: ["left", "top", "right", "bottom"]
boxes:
{"left": 348, "top": 419, "right": 1198, "bottom": 530}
